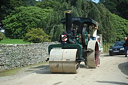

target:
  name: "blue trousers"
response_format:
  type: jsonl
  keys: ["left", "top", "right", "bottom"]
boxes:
{"left": 124, "top": 46, "right": 128, "bottom": 56}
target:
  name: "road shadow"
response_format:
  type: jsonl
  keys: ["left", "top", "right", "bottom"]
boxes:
{"left": 118, "top": 61, "right": 128, "bottom": 76}
{"left": 25, "top": 64, "right": 52, "bottom": 74}
{"left": 97, "top": 81, "right": 128, "bottom": 85}
{"left": 25, "top": 63, "right": 90, "bottom": 74}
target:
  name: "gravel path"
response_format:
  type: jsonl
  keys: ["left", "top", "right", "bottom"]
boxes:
{"left": 0, "top": 54, "right": 128, "bottom": 85}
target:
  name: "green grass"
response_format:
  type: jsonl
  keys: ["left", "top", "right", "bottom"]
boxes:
{"left": 0, "top": 67, "right": 22, "bottom": 77}
{"left": 0, "top": 39, "right": 31, "bottom": 44}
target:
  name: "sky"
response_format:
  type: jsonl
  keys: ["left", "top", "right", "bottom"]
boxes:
{"left": 36, "top": 0, "right": 100, "bottom": 3}
{"left": 92, "top": 0, "right": 99, "bottom": 3}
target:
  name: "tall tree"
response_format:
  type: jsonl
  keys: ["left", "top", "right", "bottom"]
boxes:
{"left": 0, "top": 0, "right": 35, "bottom": 23}
{"left": 2, "top": 6, "right": 52, "bottom": 38}
{"left": 99, "top": 0, "right": 128, "bottom": 20}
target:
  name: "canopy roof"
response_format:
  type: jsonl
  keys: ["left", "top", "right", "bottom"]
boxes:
{"left": 61, "top": 17, "right": 98, "bottom": 26}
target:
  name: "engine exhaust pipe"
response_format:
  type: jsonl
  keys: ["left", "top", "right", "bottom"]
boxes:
{"left": 65, "top": 10, "right": 72, "bottom": 33}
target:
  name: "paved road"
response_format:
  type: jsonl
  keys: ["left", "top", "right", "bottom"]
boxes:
{"left": 0, "top": 54, "right": 128, "bottom": 85}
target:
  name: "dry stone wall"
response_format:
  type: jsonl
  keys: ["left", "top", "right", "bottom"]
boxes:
{"left": 0, "top": 42, "right": 56, "bottom": 71}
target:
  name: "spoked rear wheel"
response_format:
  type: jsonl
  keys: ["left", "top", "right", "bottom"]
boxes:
{"left": 87, "top": 41, "right": 100, "bottom": 68}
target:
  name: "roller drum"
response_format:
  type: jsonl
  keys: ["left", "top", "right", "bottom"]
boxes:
{"left": 49, "top": 49, "right": 79, "bottom": 73}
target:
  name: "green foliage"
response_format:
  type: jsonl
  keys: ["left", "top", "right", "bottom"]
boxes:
{"left": 95, "top": 3, "right": 117, "bottom": 42}
{"left": 112, "top": 14, "right": 128, "bottom": 41}
{"left": 2, "top": 6, "right": 53, "bottom": 39}
{"left": 0, "top": 0, "right": 35, "bottom": 22}
{"left": 35, "top": 0, "right": 65, "bottom": 41}
{"left": 35, "top": 0, "right": 59, "bottom": 9}
{"left": 99, "top": 0, "right": 128, "bottom": 20}
{"left": 24, "top": 28, "right": 50, "bottom": 43}
{"left": 1, "top": 0, "right": 128, "bottom": 43}
{"left": 0, "top": 32, "right": 5, "bottom": 41}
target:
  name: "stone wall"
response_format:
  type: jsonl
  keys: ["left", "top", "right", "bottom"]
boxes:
{"left": 0, "top": 42, "right": 56, "bottom": 71}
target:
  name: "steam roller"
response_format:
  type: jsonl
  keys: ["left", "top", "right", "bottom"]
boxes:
{"left": 48, "top": 11, "right": 100, "bottom": 73}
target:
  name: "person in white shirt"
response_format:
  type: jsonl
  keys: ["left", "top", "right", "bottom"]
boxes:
{"left": 90, "top": 24, "right": 98, "bottom": 40}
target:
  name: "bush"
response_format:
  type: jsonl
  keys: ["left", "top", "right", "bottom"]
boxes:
{"left": 23, "top": 28, "right": 50, "bottom": 43}
{"left": 2, "top": 6, "right": 53, "bottom": 39}
{"left": 0, "top": 32, "right": 5, "bottom": 41}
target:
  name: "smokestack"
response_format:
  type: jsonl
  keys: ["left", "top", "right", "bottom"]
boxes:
{"left": 65, "top": 10, "right": 72, "bottom": 33}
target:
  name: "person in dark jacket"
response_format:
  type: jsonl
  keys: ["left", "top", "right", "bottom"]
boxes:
{"left": 124, "top": 37, "right": 128, "bottom": 57}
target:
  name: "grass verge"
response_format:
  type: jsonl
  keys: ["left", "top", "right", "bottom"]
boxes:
{"left": 0, "top": 39, "right": 31, "bottom": 44}
{"left": 103, "top": 43, "right": 113, "bottom": 53}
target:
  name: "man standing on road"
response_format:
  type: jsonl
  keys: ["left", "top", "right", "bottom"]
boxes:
{"left": 124, "top": 37, "right": 128, "bottom": 57}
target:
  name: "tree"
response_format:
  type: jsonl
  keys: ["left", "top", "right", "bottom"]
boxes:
{"left": 35, "top": 0, "right": 66, "bottom": 41}
{"left": 2, "top": 6, "right": 53, "bottom": 38}
{"left": 35, "top": 0, "right": 59, "bottom": 9}
{"left": 99, "top": 0, "right": 128, "bottom": 20}
{"left": 0, "top": 0, "right": 35, "bottom": 23}
{"left": 24, "top": 28, "right": 50, "bottom": 43}
{"left": 116, "top": 0, "right": 128, "bottom": 19}
{"left": 112, "top": 14, "right": 128, "bottom": 40}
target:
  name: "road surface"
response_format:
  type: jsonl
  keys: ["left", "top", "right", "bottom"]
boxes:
{"left": 0, "top": 54, "right": 128, "bottom": 85}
